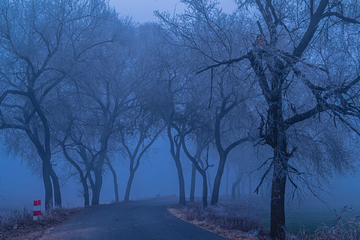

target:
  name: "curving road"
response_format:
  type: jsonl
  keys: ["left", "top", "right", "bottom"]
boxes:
{"left": 41, "top": 199, "right": 227, "bottom": 240}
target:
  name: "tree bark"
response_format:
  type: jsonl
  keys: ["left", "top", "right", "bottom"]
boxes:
{"left": 42, "top": 159, "right": 53, "bottom": 210}
{"left": 226, "top": 165, "right": 229, "bottom": 195}
{"left": 200, "top": 172, "right": 208, "bottom": 207}
{"left": 181, "top": 136, "right": 209, "bottom": 207}
{"left": 91, "top": 164, "right": 103, "bottom": 205}
{"left": 207, "top": 169, "right": 212, "bottom": 197}
{"left": 61, "top": 143, "right": 89, "bottom": 206}
{"left": 211, "top": 97, "right": 250, "bottom": 205}
{"left": 124, "top": 170, "right": 135, "bottom": 202}
{"left": 122, "top": 125, "right": 163, "bottom": 202}
{"left": 91, "top": 134, "right": 109, "bottom": 206}
{"left": 168, "top": 125, "right": 186, "bottom": 205}
{"left": 50, "top": 166, "right": 62, "bottom": 208}
{"left": 190, "top": 163, "right": 196, "bottom": 202}
{"left": 211, "top": 153, "right": 226, "bottom": 205}
{"left": 270, "top": 131, "right": 288, "bottom": 240}
{"left": 106, "top": 155, "right": 119, "bottom": 203}
{"left": 82, "top": 178, "right": 90, "bottom": 207}
{"left": 174, "top": 153, "right": 186, "bottom": 205}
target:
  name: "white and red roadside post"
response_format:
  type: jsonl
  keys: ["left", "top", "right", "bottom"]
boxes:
{"left": 33, "top": 200, "right": 41, "bottom": 221}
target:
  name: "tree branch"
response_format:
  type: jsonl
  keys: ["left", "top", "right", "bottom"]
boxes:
{"left": 322, "top": 12, "right": 360, "bottom": 24}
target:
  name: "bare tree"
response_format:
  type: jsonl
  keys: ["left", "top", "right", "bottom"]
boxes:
{"left": 119, "top": 106, "right": 165, "bottom": 202}
{"left": 158, "top": 0, "right": 360, "bottom": 239}
{"left": 0, "top": 0, "right": 117, "bottom": 210}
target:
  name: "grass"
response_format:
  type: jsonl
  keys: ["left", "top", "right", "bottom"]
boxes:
{"left": 168, "top": 199, "right": 271, "bottom": 240}
{"left": 0, "top": 206, "right": 84, "bottom": 239}
{"left": 169, "top": 198, "right": 360, "bottom": 240}
{"left": 297, "top": 205, "right": 360, "bottom": 240}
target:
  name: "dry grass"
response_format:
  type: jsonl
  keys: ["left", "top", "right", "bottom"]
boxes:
{"left": 168, "top": 200, "right": 271, "bottom": 240}
{"left": 0, "top": 206, "right": 85, "bottom": 240}
{"left": 168, "top": 201, "right": 360, "bottom": 240}
{"left": 297, "top": 206, "right": 360, "bottom": 240}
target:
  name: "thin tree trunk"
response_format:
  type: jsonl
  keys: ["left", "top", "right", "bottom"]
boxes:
{"left": 168, "top": 125, "right": 186, "bottom": 205}
{"left": 181, "top": 136, "right": 209, "bottom": 208}
{"left": 231, "top": 176, "right": 241, "bottom": 200}
{"left": 82, "top": 178, "right": 90, "bottom": 206}
{"left": 211, "top": 153, "right": 226, "bottom": 205}
{"left": 211, "top": 99, "right": 250, "bottom": 206}
{"left": 207, "top": 169, "right": 212, "bottom": 196}
{"left": 174, "top": 154, "right": 186, "bottom": 205}
{"left": 226, "top": 164, "right": 229, "bottom": 195}
{"left": 124, "top": 170, "right": 135, "bottom": 202}
{"left": 190, "top": 163, "right": 196, "bottom": 202}
{"left": 237, "top": 183, "right": 240, "bottom": 198}
{"left": 50, "top": 166, "right": 62, "bottom": 208}
{"left": 61, "top": 143, "right": 89, "bottom": 206}
{"left": 201, "top": 172, "right": 208, "bottom": 207}
{"left": 248, "top": 174, "right": 252, "bottom": 198}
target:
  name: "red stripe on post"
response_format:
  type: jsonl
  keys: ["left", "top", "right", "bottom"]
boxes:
{"left": 33, "top": 200, "right": 41, "bottom": 220}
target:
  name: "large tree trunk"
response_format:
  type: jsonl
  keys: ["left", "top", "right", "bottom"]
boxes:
{"left": 268, "top": 83, "right": 288, "bottom": 239}
{"left": 211, "top": 153, "right": 226, "bottom": 205}
{"left": 91, "top": 167, "right": 103, "bottom": 205}
{"left": 190, "top": 163, "right": 196, "bottom": 202}
{"left": 270, "top": 132, "right": 288, "bottom": 240}
{"left": 50, "top": 166, "right": 62, "bottom": 208}
{"left": 42, "top": 159, "right": 53, "bottom": 211}
{"left": 124, "top": 170, "right": 135, "bottom": 202}
{"left": 81, "top": 178, "right": 90, "bottom": 207}
{"left": 91, "top": 137, "right": 108, "bottom": 206}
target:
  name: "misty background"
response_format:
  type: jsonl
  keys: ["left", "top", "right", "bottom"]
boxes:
{"left": 0, "top": 0, "right": 359, "bottom": 235}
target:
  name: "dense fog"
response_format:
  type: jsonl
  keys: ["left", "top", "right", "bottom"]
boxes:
{"left": 0, "top": 0, "right": 359, "bottom": 239}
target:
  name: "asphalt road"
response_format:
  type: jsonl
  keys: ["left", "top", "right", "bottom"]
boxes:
{"left": 41, "top": 199, "right": 227, "bottom": 240}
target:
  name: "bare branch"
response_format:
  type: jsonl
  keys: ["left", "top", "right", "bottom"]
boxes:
{"left": 322, "top": 12, "right": 360, "bottom": 24}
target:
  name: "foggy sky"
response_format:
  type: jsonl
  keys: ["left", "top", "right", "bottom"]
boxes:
{"left": 108, "top": 0, "right": 237, "bottom": 23}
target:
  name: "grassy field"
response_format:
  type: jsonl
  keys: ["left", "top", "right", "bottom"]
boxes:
{"left": 259, "top": 204, "right": 360, "bottom": 235}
